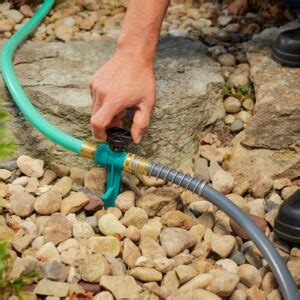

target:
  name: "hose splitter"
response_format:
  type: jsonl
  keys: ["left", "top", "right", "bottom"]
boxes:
{"left": 1, "top": 1, "right": 299, "bottom": 299}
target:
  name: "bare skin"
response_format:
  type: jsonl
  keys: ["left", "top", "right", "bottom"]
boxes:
{"left": 90, "top": 0, "right": 170, "bottom": 143}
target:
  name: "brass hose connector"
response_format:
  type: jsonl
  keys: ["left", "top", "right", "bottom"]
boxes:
{"left": 123, "top": 153, "right": 151, "bottom": 175}
{"left": 80, "top": 141, "right": 98, "bottom": 160}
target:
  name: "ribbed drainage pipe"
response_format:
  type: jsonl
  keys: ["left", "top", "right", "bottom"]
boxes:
{"left": 1, "top": 0, "right": 299, "bottom": 299}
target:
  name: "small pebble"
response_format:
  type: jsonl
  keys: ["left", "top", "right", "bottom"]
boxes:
{"left": 218, "top": 54, "right": 236, "bottom": 67}
{"left": 242, "top": 98, "right": 255, "bottom": 111}
{"left": 230, "top": 119, "right": 244, "bottom": 133}
{"left": 224, "top": 96, "right": 241, "bottom": 113}
{"left": 224, "top": 114, "right": 235, "bottom": 124}
{"left": 236, "top": 111, "right": 251, "bottom": 123}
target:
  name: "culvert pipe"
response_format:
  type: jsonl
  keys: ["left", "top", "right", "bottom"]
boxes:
{"left": 0, "top": 0, "right": 299, "bottom": 299}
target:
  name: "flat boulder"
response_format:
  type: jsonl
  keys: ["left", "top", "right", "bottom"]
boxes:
{"left": 0, "top": 38, "right": 224, "bottom": 166}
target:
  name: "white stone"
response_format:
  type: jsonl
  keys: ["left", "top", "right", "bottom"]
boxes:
{"left": 36, "top": 242, "right": 61, "bottom": 262}
{"left": 211, "top": 235, "right": 236, "bottom": 258}
{"left": 215, "top": 259, "right": 238, "bottom": 274}
{"left": 4, "top": 9, "right": 24, "bottom": 23}
{"left": 17, "top": 155, "right": 44, "bottom": 178}
{"left": 0, "top": 169, "right": 12, "bottom": 180}
{"left": 98, "top": 213, "right": 126, "bottom": 237}
{"left": 73, "top": 220, "right": 95, "bottom": 239}
{"left": 115, "top": 191, "right": 135, "bottom": 211}
{"left": 212, "top": 170, "right": 235, "bottom": 194}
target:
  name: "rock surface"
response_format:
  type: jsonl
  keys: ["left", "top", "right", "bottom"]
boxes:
{"left": 227, "top": 25, "right": 300, "bottom": 182}
{"left": 0, "top": 38, "right": 224, "bottom": 166}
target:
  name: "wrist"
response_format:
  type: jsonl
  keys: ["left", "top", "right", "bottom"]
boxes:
{"left": 116, "top": 34, "right": 158, "bottom": 64}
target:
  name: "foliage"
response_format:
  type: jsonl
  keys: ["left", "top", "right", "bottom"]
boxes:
{"left": 0, "top": 101, "right": 14, "bottom": 158}
{"left": 222, "top": 83, "right": 254, "bottom": 102}
{"left": 0, "top": 241, "right": 38, "bottom": 300}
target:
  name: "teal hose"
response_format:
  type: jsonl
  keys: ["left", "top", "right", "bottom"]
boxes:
{"left": 0, "top": 0, "right": 83, "bottom": 154}
{"left": 1, "top": 3, "right": 299, "bottom": 298}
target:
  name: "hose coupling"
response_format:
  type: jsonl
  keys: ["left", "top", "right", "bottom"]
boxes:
{"left": 80, "top": 141, "right": 98, "bottom": 160}
{"left": 123, "top": 153, "right": 151, "bottom": 175}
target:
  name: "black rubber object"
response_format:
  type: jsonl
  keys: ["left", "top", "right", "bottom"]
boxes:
{"left": 106, "top": 127, "right": 132, "bottom": 152}
{"left": 275, "top": 189, "right": 300, "bottom": 244}
{"left": 272, "top": 27, "right": 300, "bottom": 67}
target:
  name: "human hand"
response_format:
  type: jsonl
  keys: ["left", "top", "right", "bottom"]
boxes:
{"left": 89, "top": 49, "right": 156, "bottom": 144}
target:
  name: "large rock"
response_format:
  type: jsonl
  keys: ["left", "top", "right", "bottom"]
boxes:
{"left": 226, "top": 24, "right": 300, "bottom": 182}
{"left": 0, "top": 38, "right": 224, "bottom": 166}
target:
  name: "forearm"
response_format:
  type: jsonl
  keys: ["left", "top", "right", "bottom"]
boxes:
{"left": 117, "top": 0, "right": 170, "bottom": 63}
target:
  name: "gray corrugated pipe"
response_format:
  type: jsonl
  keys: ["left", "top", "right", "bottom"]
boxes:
{"left": 1, "top": 0, "right": 298, "bottom": 298}
{"left": 148, "top": 162, "right": 300, "bottom": 300}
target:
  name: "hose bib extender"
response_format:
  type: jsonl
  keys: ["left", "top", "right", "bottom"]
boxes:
{"left": 1, "top": 1, "right": 299, "bottom": 299}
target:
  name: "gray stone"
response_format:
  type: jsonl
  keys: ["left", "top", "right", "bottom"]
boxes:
{"left": 43, "top": 213, "right": 72, "bottom": 245}
{"left": 230, "top": 251, "right": 245, "bottom": 266}
{"left": 40, "top": 260, "right": 67, "bottom": 281}
{"left": 231, "top": 119, "right": 244, "bottom": 133}
{"left": 193, "top": 157, "right": 210, "bottom": 181}
{"left": 0, "top": 38, "right": 224, "bottom": 166}
{"left": 0, "top": 160, "right": 17, "bottom": 171}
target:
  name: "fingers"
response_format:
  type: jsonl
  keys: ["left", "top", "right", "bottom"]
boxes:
{"left": 131, "top": 101, "right": 153, "bottom": 144}
{"left": 91, "top": 100, "right": 124, "bottom": 140}
{"left": 90, "top": 77, "right": 105, "bottom": 115}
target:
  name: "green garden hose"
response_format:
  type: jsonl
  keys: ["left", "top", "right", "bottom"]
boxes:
{"left": 1, "top": 0, "right": 83, "bottom": 154}
{"left": 1, "top": 1, "right": 299, "bottom": 299}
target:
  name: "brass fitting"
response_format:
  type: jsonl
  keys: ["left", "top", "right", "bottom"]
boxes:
{"left": 123, "top": 153, "right": 151, "bottom": 175}
{"left": 80, "top": 141, "right": 98, "bottom": 160}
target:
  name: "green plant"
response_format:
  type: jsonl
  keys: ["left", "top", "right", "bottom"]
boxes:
{"left": 222, "top": 84, "right": 254, "bottom": 102}
{"left": 0, "top": 101, "right": 14, "bottom": 158}
{"left": 0, "top": 242, "right": 37, "bottom": 300}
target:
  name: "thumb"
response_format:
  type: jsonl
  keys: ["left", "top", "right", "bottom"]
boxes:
{"left": 131, "top": 102, "right": 152, "bottom": 144}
